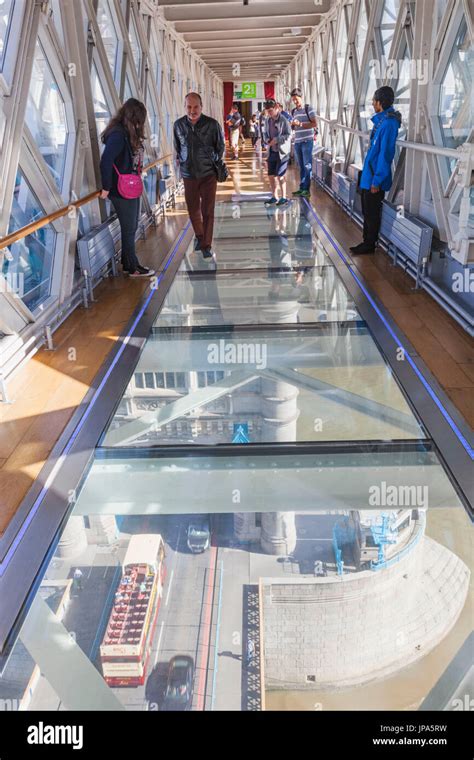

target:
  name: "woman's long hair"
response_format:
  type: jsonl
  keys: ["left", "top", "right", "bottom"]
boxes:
{"left": 101, "top": 98, "right": 147, "bottom": 152}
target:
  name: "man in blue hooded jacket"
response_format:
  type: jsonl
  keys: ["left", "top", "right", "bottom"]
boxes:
{"left": 350, "top": 87, "right": 401, "bottom": 255}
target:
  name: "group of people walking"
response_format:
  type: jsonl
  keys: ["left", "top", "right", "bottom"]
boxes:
{"left": 99, "top": 83, "right": 401, "bottom": 273}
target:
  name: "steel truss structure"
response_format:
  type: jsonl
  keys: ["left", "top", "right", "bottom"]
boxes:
{"left": 276, "top": 0, "right": 473, "bottom": 274}
{"left": 0, "top": 0, "right": 222, "bottom": 381}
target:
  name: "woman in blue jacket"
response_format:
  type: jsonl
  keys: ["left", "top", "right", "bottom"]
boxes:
{"left": 100, "top": 98, "right": 154, "bottom": 277}
{"left": 350, "top": 87, "right": 401, "bottom": 255}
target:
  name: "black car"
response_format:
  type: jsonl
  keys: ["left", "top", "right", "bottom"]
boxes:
{"left": 161, "top": 656, "right": 194, "bottom": 711}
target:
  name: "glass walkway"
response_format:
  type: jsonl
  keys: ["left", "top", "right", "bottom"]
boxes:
{"left": 0, "top": 199, "right": 471, "bottom": 712}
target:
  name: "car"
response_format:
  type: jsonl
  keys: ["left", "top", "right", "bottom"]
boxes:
{"left": 187, "top": 517, "right": 210, "bottom": 553}
{"left": 161, "top": 656, "right": 194, "bottom": 711}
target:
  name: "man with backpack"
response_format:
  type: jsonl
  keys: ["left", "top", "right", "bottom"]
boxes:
{"left": 290, "top": 87, "right": 317, "bottom": 197}
{"left": 350, "top": 86, "right": 402, "bottom": 255}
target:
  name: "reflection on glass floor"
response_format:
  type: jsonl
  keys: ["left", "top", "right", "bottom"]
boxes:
{"left": 1, "top": 200, "right": 470, "bottom": 713}
{"left": 158, "top": 267, "right": 359, "bottom": 327}
{"left": 182, "top": 202, "right": 330, "bottom": 271}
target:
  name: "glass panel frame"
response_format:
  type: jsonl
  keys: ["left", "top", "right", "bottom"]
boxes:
{"left": 26, "top": 38, "right": 69, "bottom": 193}
{"left": 3, "top": 170, "right": 57, "bottom": 311}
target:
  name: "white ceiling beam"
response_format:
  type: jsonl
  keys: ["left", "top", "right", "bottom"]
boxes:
{"left": 181, "top": 29, "right": 311, "bottom": 40}
{"left": 191, "top": 41, "right": 303, "bottom": 51}
{"left": 173, "top": 15, "right": 322, "bottom": 32}
{"left": 164, "top": 4, "right": 323, "bottom": 21}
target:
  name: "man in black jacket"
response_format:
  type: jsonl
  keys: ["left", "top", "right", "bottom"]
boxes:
{"left": 174, "top": 93, "right": 225, "bottom": 258}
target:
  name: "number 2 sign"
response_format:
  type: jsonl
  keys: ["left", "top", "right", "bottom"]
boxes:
{"left": 241, "top": 82, "right": 257, "bottom": 98}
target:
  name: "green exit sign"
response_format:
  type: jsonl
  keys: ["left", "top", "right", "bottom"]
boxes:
{"left": 235, "top": 91, "right": 242, "bottom": 99}
{"left": 241, "top": 82, "right": 257, "bottom": 98}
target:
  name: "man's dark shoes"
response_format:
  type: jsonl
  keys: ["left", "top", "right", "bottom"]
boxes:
{"left": 194, "top": 236, "right": 202, "bottom": 251}
{"left": 349, "top": 242, "right": 375, "bottom": 254}
{"left": 202, "top": 248, "right": 214, "bottom": 259}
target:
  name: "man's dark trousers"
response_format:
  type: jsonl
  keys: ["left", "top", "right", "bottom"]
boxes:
{"left": 183, "top": 174, "right": 218, "bottom": 250}
{"left": 360, "top": 188, "right": 385, "bottom": 247}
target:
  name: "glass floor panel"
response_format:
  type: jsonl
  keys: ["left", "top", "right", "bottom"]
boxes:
{"left": 101, "top": 327, "right": 425, "bottom": 446}
{"left": 1, "top": 199, "right": 470, "bottom": 714}
{"left": 156, "top": 267, "right": 360, "bottom": 327}
{"left": 182, "top": 202, "right": 331, "bottom": 271}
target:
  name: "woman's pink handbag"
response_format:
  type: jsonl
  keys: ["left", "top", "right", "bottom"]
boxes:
{"left": 113, "top": 156, "right": 144, "bottom": 199}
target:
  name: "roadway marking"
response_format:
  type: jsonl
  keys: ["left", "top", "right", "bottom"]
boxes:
{"left": 154, "top": 622, "right": 165, "bottom": 668}
{"left": 165, "top": 569, "right": 174, "bottom": 607}
{"left": 196, "top": 542, "right": 218, "bottom": 711}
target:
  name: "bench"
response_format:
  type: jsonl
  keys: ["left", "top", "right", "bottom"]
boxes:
{"left": 76, "top": 217, "right": 121, "bottom": 301}
{"left": 313, "top": 157, "right": 331, "bottom": 186}
{"left": 380, "top": 201, "right": 433, "bottom": 288}
{"left": 331, "top": 171, "right": 356, "bottom": 212}
{"left": 158, "top": 175, "right": 176, "bottom": 216}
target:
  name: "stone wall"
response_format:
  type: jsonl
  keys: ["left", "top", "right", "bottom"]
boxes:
{"left": 261, "top": 536, "right": 470, "bottom": 689}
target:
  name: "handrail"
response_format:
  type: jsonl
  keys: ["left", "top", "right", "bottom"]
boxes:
{"left": 315, "top": 115, "right": 461, "bottom": 158}
{"left": 0, "top": 153, "right": 174, "bottom": 250}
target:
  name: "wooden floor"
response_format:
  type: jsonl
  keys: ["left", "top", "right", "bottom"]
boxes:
{"left": 0, "top": 142, "right": 472, "bottom": 536}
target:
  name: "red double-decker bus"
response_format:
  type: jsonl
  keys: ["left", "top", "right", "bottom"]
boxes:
{"left": 100, "top": 534, "right": 166, "bottom": 687}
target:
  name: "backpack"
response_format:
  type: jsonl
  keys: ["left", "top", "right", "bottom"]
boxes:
{"left": 240, "top": 116, "right": 246, "bottom": 127}
{"left": 291, "top": 104, "right": 318, "bottom": 134}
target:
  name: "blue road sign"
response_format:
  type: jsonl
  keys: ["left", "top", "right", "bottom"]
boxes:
{"left": 232, "top": 423, "right": 250, "bottom": 443}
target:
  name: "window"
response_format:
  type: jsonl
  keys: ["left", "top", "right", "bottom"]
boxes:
{"left": 380, "top": 0, "right": 400, "bottom": 62}
{"left": 319, "top": 74, "right": 327, "bottom": 115}
{"left": 355, "top": 1, "right": 368, "bottom": 67}
{"left": 329, "top": 78, "right": 339, "bottom": 121}
{"left": 50, "top": 0, "right": 66, "bottom": 53}
{"left": 144, "top": 372, "right": 154, "bottom": 388}
{"left": 91, "top": 63, "right": 110, "bottom": 140}
{"left": 129, "top": 15, "right": 141, "bottom": 76}
{"left": 439, "top": 18, "right": 472, "bottom": 151}
{"left": 326, "top": 23, "right": 334, "bottom": 70}
{"left": 147, "top": 83, "right": 160, "bottom": 150}
{"left": 134, "top": 373, "right": 144, "bottom": 389}
{"left": 150, "top": 31, "right": 163, "bottom": 99}
{"left": 0, "top": 0, "right": 14, "bottom": 70}
{"left": 341, "top": 67, "right": 355, "bottom": 126}
{"left": 155, "top": 372, "right": 165, "bottom": 388}
{"left": 165, "top": 373, "right": 175, "bottom": 389}
{"left": 359, "top": 71, "right": 374, "bottom": 133}
{"left": 97, "top": 0, "right": 121, "bottom": 85}
{"left": 4, "top": 171, "right": 56, "bottom": 311}
{"left": 124, "top": 73, "right": 133, "bottom": 102}
{"left": 393, "top": 50, "right": 411, "bottom": 151}
{"left": 335, "top": 14, "right": 347, "bottom": 87}
{"left": 26, "top": 40, "right": 68, "bottom": 192}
